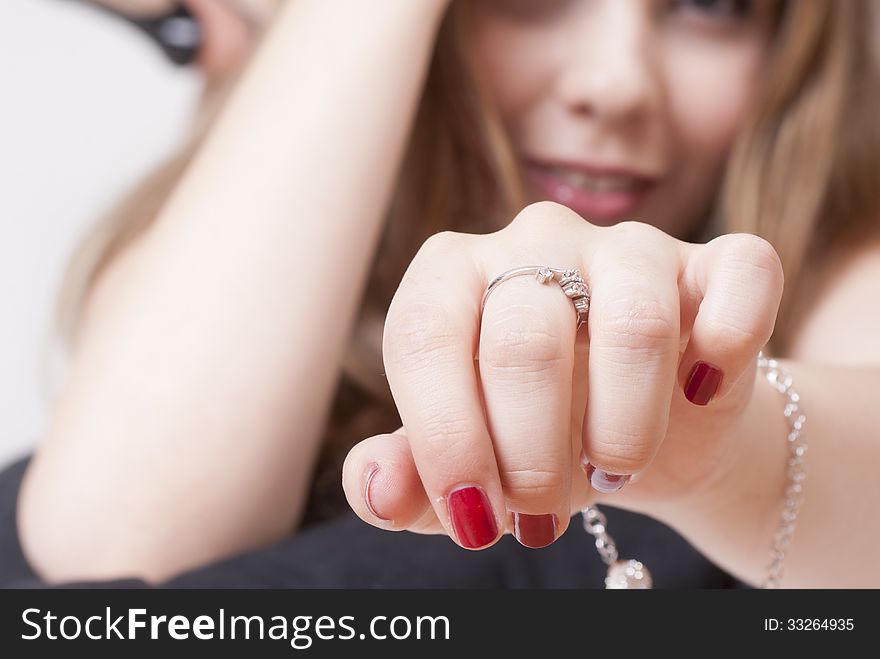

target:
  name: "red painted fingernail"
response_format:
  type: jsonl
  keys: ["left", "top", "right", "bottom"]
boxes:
{"left": 684, "top": 361, "right": 723, "bottom": 406}
{"left": 512, "top": 513, "right": 558, "bottom": 549}
{"left": 364, "top": 463, "right": 391, "bottom": 521}
{"left": 585, "top": 462, "right": 630, "bottom": 494}
{"left": 447, "top": 486, "right": 498, "bottom": 549}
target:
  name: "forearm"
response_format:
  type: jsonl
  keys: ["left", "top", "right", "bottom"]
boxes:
{"left": 663, "top": 361, "right": 880, "bottom": 588}
{"left": 20, "top": 0, "right": 449, "bottom": 583}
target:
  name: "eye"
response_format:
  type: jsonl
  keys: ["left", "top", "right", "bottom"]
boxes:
{"left": 481, "top": 0, "right": 576, "bottom": 23}
{"left": 668, "top": 0, "right": 756, "bottom": 24}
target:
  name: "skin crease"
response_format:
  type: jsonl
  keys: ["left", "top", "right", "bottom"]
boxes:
{"left": 468, "top": 0, "right": 776, "bottom": 236}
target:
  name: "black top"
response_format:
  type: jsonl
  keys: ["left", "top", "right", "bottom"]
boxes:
{"left": 0, "top": 456, "right": 740, "bottom": 589}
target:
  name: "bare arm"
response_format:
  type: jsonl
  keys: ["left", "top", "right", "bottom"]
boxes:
{"left": 661, "top": 240, "right": 880, "bottom": 587}
{"left": 19, "top": 0, "right": 449, "bottom": 583}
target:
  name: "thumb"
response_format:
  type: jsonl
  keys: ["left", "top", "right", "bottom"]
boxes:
{"left": 342, "top": 427, "right": 444, "bottom": 535}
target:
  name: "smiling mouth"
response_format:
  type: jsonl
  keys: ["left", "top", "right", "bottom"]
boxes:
{"left": 542, "top": 165, "right": 644, "bottom": 193}
{"left": 523, "top": 159, "right": 656, "bottom": 224}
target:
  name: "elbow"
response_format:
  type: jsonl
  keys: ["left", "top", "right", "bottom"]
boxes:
{"left": 17, "top": 457, "right": 295, "bottom": 585}
{"left": 17, "top": 463, "right": 171, "bottom": 585}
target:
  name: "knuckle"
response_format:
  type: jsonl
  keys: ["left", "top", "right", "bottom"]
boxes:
{"left": 718, "top": 234, "right": 784, "bottom": 287}
{"left": 587, "top": 405, "right": 663, "bottom": 472}
{"left": 481, "top": 310, "right": 567, "bottom": 377}
{"left": 400, "top": 231, "right": 471, "bottom": 289}
{"left": 611, "top": 220, "right": 667, "bottom": 243}
{"left": 592, "top": 297, "right": 678, "bottom": 354}
{"left": 501, "top": 467, "right": 566, "bottom": 504}
{"left": 589, "top": 431, "right": 656, "bottom": 472}
{"left": 418, "top": 407, "right": 478, "bottom": 457}
{"left": 591, "top": 452, "right": 652, "bottom": 475}
{"left": 701, "top": 314, "right": 767, "bottom": 353}
{"left": 417, "top": 230, "right": 468, "bottom": 260}
{"left": 506, "top": 201, "right": 583, "bottom": 235}
{"left": 383, "top": 301, "right": 458, "bottom": 372}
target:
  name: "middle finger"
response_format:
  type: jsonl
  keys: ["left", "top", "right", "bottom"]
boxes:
{"left": 479, "top": 268, "right": 579, "bottom": 548}
{"left": 582, "top": 221, "right": 683, "bottom": 491}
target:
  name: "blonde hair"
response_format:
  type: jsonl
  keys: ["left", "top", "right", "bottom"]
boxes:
{"left": 57, "top": 0, "right": 880, "bottom": 519}
{"left": 723, "top": 0, "right": 880, "bottom": 354}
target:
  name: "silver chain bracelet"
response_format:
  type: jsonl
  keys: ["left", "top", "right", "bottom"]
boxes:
{"left": 755, "top": 350, "right": 807, "bottom": 588}
{"left": 581, "top": 505, "right": 653, "bottom": 588}
{"left": 581, "top": 349, "right": 807, "bottom": 589}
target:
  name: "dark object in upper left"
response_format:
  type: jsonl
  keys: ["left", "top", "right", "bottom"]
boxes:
{"left": 67, "top": 0, "right": 202, "bottom": 66}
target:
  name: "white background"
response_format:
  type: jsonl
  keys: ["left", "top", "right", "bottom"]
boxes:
{"left": 0, "top": 0, "right": 201, "bottom": 469}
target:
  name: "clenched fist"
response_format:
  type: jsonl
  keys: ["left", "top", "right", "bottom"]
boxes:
{"left": 343, "top": 202, "right": 783, "bottom": 550}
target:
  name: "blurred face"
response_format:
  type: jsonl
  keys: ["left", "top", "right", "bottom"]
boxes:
{"left": 468, "top": 0, "right": 778, "bottom": 238}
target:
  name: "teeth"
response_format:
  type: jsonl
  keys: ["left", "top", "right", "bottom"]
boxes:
{"left": 552, "top": 167, "right": 638, "bottom": 193}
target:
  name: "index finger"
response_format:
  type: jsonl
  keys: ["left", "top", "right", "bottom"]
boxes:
{"left": 382, "top": 231, "right": 505, "bottom": 550}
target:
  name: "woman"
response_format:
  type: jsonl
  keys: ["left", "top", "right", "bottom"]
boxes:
{"left": 5, "top": 0, "right": 880, "bottom": 588}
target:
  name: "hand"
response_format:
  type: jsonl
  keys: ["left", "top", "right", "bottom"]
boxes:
{"left": 342, "top": 202, "right": 784, "bottom": 549}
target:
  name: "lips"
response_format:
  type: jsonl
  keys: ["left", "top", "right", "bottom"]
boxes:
{"left": 524, "top": 159, "right": 656, "bottom": 225}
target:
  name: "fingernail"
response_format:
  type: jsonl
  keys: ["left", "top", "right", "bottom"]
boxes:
{"left": 584, "top": 462, "right": 630, "bottom": 494}
{"left": 447, "top": 486, "right": 498, "bottom": 549}
{"left": 512, "top": 513, "right": 558, "bottom": 549}
{"left": 364, "top": 463, "right": 391, "bottom": 521}
{"left": 684, "top": 361, "right": 723, "bottom": 406}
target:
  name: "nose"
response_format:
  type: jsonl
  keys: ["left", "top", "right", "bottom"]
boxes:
{"left": 555, "top": 0, "right": 659, "bottom": 124}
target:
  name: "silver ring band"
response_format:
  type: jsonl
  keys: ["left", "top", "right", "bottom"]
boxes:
{"left": 481, "top": 266, "right": 590, "bottom": 330}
